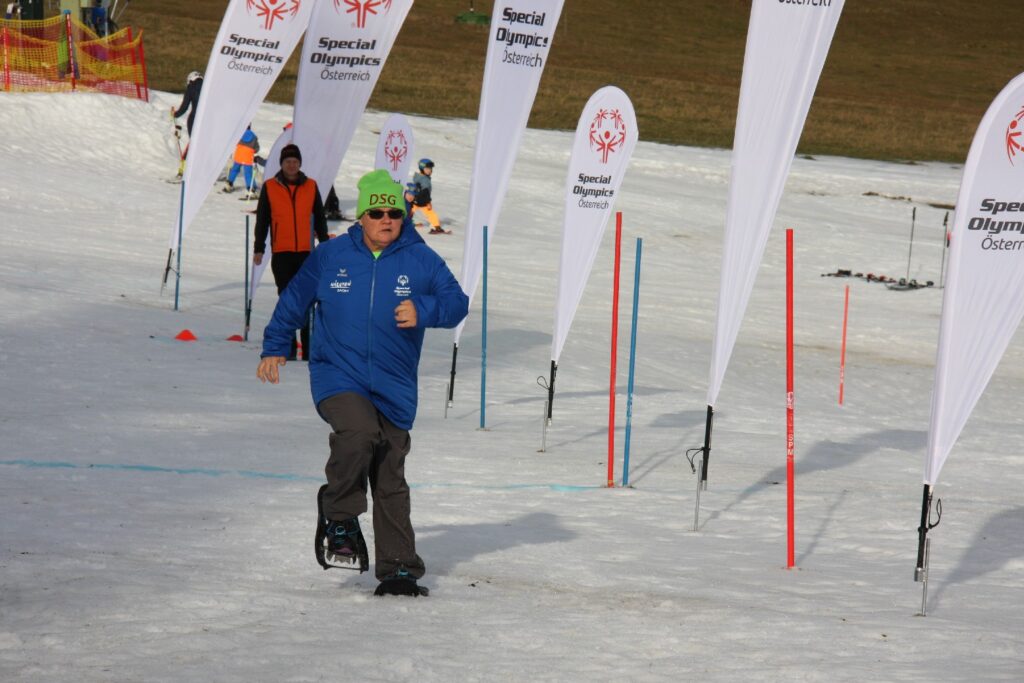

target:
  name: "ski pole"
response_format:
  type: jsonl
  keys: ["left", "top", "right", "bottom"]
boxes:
{"left": 905, "top": 206, "right": 916, "bottom": 282}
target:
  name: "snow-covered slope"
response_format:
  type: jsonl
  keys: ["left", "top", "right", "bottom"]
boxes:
{"left": 0, "top": 91, "right": 1021, "bottom": 681}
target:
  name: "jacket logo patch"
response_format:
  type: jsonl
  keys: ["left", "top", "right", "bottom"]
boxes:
{"left": 394, "top": 274, "right": 411, "bottom": 297}
{"left": 330, "top": 279, "right": 352, "bottom": 293}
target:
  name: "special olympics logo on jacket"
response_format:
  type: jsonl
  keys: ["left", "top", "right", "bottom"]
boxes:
{"left": 246, "top": 0, "right": 301, "bottom": 31}
{"left": 589, "top": 108, "right": 627, "bottom": 164}
{"left": 384, "top": 129, "right": 408, "bottom": 171}
{"left": 1006, "top": 105, "right": 1024, "bottom": 165}
{"left": 336, "top": 0, "right": 392, "bottom": 28}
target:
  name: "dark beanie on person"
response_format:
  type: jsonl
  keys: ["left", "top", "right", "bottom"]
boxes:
{"left": 280, "top": 143, "right": 302, "bottom": 164}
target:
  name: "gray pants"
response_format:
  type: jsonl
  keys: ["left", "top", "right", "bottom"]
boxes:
{"left": 318, "top": 392, "right": 425, "bottom": 580}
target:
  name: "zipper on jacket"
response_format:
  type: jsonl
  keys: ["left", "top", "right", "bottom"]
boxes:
{"left": 367, "top": 256, "right": 377, "bottom": 393}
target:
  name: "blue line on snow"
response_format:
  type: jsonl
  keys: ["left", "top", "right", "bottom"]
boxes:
{"left": 0, "top": 459, "right": 599, "bottom": 492}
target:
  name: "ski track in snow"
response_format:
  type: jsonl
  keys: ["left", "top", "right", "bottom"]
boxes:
{"left": 0, "top": 92, "right": 1022, "bottom": 681}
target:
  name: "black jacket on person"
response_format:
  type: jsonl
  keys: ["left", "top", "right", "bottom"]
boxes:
{"left": 174, "top": 77, "right": 203, "bottom": 135}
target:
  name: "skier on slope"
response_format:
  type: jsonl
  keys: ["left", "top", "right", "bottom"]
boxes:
{"left": 171, "top": 71, "right": 203, "bottom": 138}
{"left": 222, "top": 125, "right": 260, "bottom": 198}
{"left": 256, "top": 169, "right": 468, "bottom": 597}
{"left": 410, "top": 158, "right": 447, "bottom": 234}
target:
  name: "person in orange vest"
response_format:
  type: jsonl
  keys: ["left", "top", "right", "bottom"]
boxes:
{"left": 253, "top": 143, "right": 330, "bottom": 360}
{"left": 222, "top": 125, "right": 260, "bottom": 198}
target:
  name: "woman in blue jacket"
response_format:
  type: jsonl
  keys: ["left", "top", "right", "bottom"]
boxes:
{"left": 257, "top": 170, "right": 468, "bottom": 597}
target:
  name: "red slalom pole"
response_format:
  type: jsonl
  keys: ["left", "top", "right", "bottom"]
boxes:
{"left": 786, "top": 228, "right": 795, "bottom": 569}
{"left": 608, "top": 212, "right": 623, "bottom": 488}
{"left": 839, "top": 284, "right": 849, "bottom": 406}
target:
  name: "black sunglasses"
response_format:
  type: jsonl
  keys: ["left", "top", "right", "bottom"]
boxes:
{"left": 365, "top": 208, "right": 404, "bottom": 220}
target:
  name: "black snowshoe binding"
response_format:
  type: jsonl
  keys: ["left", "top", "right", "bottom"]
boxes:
{"left": 374, "top": 567, "right": 429, "bottom": 597}
{"left": 315, "top": 485, "right": 369, "bottom": 572}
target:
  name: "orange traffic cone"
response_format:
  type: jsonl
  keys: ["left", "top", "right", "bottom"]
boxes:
{"left": 226, "top": 334, "right": 244, "bottom": 342}
{"left": 175, "top": 329, "right": 197, "bottom": 341}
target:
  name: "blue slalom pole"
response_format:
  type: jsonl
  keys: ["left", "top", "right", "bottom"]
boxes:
{"left": 244, "top": 215, "right": 251, "bottom": 341}
{"left": 622, "top": 237, "right": 643, "bottom": 486}
{"left": 480, "top": 224, "right": 488, "bottom": 429}
{"left": 174, "top": 181, "right": 185, "bottom": 311}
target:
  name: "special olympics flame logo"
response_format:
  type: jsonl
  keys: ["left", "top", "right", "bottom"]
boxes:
{"left": 589, "top": 108, "right": 627, "bottom": 164}
{"left": 384, "top": 129, "right": 408, "bottom": 171}
{"left": 246, "top": 0, "right": 301, "bottom": 31}
{"left": 1006, "top": 105, "right": 1024, "bottom": 165}
{"left": 336, "top": 0, "right": 392, "bottom": 28}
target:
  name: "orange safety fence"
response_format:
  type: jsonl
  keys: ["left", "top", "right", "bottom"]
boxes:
{"left": 1, "top": 14, "right": 148, "bottom": 101}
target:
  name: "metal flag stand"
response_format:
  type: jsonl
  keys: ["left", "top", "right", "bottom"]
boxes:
{"left": 687, "top": 405, "right": 714, "bottom": 528}
{"left": 536, "top": 369, "right": 555, "bottom": 451}
{"left": 914, "top": 484, "right": 942, "bottom": 616}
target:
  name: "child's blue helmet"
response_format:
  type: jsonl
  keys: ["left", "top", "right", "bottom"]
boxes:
{"left": 418, "top": 158, "right": 434, "bottom": 171}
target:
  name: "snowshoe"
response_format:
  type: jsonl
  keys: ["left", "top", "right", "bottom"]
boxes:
{"left": 428, "top": 227, "right": 452, "bottom": 235}
{"left": 220, "top": 183, "right": 235, "bottom": 194}
{"left": 374, "top": 568, "right": 429, "bottom": 597}
{"left": 314, "top": 485, "right": 369, "bottom": 572}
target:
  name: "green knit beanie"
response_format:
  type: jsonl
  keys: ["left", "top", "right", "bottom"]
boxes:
{"left": 356, "top": 170, "right": 406, "bottom": 218}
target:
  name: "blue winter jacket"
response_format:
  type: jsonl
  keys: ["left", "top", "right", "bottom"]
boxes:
{"left": 261, "top": 219, "right": 468, "bottom": 430}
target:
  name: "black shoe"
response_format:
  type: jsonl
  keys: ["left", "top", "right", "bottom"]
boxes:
{"left": 325, "top": 518, "right": 366, "bottom": 566}
{"left": 374, "top": 568, "right": 429, "bottom": 597}
{"left": 314, "top": 485, "right": 368, "bottom": 572}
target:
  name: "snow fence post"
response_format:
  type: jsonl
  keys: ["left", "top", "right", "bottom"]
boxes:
{"left": 2, "top": 26, "right": 10, "bottom": 92}
{"left": 127, "top": 26, "right": 141, "bottom": 100}
{"left": 138, "top": 30, "right": 150, "bottom": 102}
{"left": 64, "top": 11, "right": 76, "bottom": 91}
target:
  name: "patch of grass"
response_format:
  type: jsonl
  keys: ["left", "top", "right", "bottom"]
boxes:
{"left": 118, "top": 0, "right": 1021, "bottom": 163}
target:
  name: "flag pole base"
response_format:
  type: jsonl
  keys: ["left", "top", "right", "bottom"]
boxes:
{"left": 701, "top": 404, "right": 713, "bottom": 489}
{"left": 446, "top": 343, "right": 458, "bottom": 410}
{"left": 539, "top": 399, "right": 549, "bottom": 453}
{"left": 915, "top": 537, "right": 931, "bottom": 616}
{"left": 693, "top": 458, "right": 703, "bottom": 532}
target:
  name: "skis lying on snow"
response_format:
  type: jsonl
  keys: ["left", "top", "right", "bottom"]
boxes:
{"left": 821, "top": 268, "right": 934, "bottom": 290}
